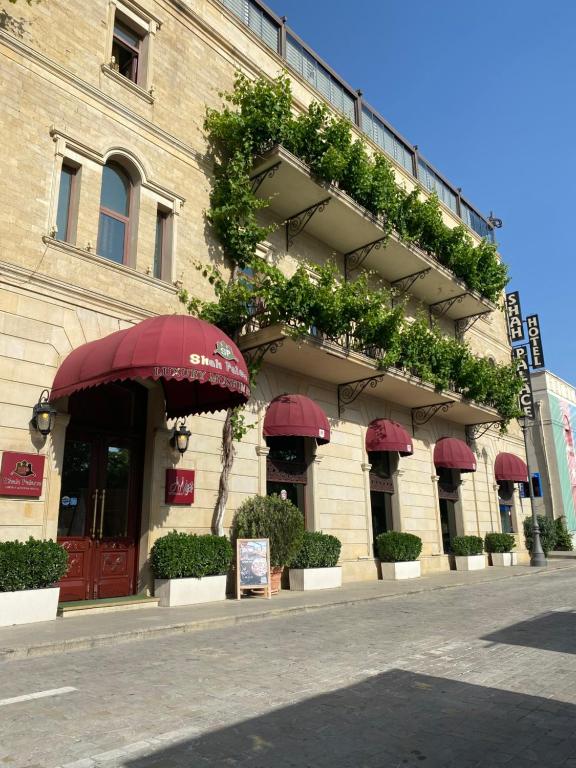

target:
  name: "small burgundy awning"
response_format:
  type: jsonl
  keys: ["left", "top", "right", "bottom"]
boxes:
{"left": 50, "top": 315, "right": 250, "bottom": 417}
{"left": 495, "top": 452, "right": 528, "bottom": 482}
{"left": 366, "top": 419, "right": 413, "bottom": 456}
{"left": 263, "top": 394, "right": 330, "bottom": 444}
{"left": 434, "top": 437, "right": 476, "bottom": 473}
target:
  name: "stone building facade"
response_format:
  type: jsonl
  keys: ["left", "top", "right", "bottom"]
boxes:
{"left": 0, "top": 0, "right": 530, "bottom": 599}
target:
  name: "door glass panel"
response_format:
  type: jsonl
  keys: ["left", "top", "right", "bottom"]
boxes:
{"left": 371, "top": 490, "right": 393, "bottom": 555}
{"left": 58, "top": 440, "right": 92, "bottom": 536}
{"left": 266, "top": 481, "right": 305, "bottom": 516}
{"left": 102, "top": 445, "right": 131, "bottom": 538}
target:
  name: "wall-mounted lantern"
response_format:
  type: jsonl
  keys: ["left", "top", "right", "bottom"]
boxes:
{"left": 171, "top": 420, "right": 191, "bottom": 455}
{"left": 32, "top": 389, "right": 57, "bottom": 436}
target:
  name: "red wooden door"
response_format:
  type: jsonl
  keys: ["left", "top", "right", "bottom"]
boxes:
{"left": 57, "top": 435, "right": 141, "bottom": 601}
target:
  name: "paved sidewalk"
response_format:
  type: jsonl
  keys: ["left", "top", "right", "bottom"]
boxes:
{"left": 1, "top": 554, "right": 574, "bottom": 662}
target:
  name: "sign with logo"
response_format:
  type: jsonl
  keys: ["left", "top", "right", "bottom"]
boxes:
{"left": 526, "top": 314, "right": 545, "bottom": 369}
{"left": 505, "top": 291, "right": 525, "bottom": 342}
{"left": 236, "top": 538, "right": 271, "bottom": 600}
{"left": 0, "top": 452, "right": 45, "bottom": 497}
{"left": 164, "top": 469, "right": 195, "bottom": 505}
{"left": 512, "top": 346, "right": 535, "bottom": 419}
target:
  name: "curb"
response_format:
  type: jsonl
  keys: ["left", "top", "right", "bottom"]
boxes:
{"left": 2, "top": 562, "right": 575, "bottom": 662}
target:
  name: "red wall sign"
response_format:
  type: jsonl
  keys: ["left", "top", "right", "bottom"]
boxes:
{"left": 0, "top": 452, "right": 45, "bottom": 497}
{"left": 165, "top": 468, "right": 195, "bottom": 505}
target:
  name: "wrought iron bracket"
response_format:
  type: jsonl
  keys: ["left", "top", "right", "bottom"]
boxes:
{"left": 286, "top": 198, "right": 330, "bottom": 250}
{"left": 411, "top": 402, "right": 455, "bottom": 433}
{"left": 391, "top": 268, "right": 431, "bottom": 299}
{"left": 455, "top": 310, "right": 492, "bottom": 337}
{"left": 465, "top": 421, "right": 504, "bottom": 444}
{"left": 429, "top": 293, "right": 468, "bottom": 321}
{"left": 241, "top": 338, "right": 284, "bottom": 370}
{"left": 250, "top": 161, "right": 281, "bottom": 194}
{"left": 337, "top": 374, "right": 386, "bottom": 417}
{"left": 344, "top": 238, "right": 387, "bottom": 280}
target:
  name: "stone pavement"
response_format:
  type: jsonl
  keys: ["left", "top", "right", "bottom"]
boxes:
{"left": 1, "top": 556, "right": 576, "bottom": 767}
{"left": 1, "top": 555, "right": 575, "bottom": 661}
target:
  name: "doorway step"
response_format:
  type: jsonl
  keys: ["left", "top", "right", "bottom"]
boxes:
{"left": 58, "top": 594, "right": 159, "bottom": 618}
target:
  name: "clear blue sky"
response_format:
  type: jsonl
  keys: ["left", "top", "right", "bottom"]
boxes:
{"left": 264, "top": 0, "right": 574, "bottom": 383}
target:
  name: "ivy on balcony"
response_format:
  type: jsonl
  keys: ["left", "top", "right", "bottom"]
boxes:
{"left": 204, "top": 73, "right": 508, "bottom": 302}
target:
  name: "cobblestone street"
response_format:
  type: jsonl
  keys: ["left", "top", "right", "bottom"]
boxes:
{"left": 2, "top": 568, "right": 576, "bottom": 768}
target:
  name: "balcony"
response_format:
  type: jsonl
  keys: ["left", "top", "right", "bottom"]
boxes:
{"left": 239, "top": 321, "right": 502, "bottom": 429}
{"left": 251, "top": 146, "right": 496, "bottom": 324}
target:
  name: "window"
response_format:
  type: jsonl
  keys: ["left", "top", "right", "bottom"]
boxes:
{"left": 153, "top": 207, "right": 169, "bottom": 279}
{"left": 97, "top": 162, "right": 132, "bottom": 264}
{"left": 55, "top": 164, "right": 78, "bottom": 243}
{"left": 112, "top": 18, "right": 143, "bottom": 84}
{"left": 361, "top": 107, "right": 414, "bottom": 175}
{"left": 418, "top": 159, "right": 458, "bottom": 213}
{"left": 498, "top": 480, "right": 514, "bottom": 533}
{"left": 266, "top": 436, "right": 307, "bottom": 517}
{"left": 220, "top": 0, "right": 279, "bottom": 51}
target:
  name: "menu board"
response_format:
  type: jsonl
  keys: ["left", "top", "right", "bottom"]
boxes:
{"left": 236, "top": 538, "right": 271, "bottom": 600}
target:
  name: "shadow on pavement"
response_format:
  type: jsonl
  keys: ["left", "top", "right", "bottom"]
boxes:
{"left": 483, "top": 610, "right": 576, "bottom": 655}
{"left": 124, "top": 669, "right": 576, "bottom": 768}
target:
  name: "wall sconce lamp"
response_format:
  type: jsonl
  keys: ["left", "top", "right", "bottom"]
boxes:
{"left": 32, "top": 389, "right": 57, "bottom": 436}
{"left": 171, "top": 420, "right": 191, "bottom": 455}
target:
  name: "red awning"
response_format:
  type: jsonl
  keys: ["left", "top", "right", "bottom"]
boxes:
{"left": 263, "top": 394, "right": 330, "bottom": 444}
{"left": 434, "top": 437, "right": 476, "bottom": 473}
{"left": 366, "top": 419, "right": 413, "bottom": 456}
{"left": 495, "top": 452, "right": 528, "bottom": 482}
{"left": 50, "top": 315, "right": 250, "bottom": 417}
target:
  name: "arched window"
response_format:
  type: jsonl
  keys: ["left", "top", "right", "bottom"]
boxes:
{"left": 97, "top": 162, "right": 132, "bottom": 264}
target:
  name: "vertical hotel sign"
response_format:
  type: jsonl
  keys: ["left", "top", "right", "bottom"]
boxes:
{"left": 512, "top": 346, "right": 535, "bottom": 419}
{"left": 505, "top": 292, "right": 525, "bottom": 342}
{"left": 526, "top": 314, "right": 545, "bottom": 369}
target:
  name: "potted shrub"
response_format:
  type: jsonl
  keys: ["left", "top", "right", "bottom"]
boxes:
{"left": 231, "top": 495, "right": 304, "bottom": 593}
{"left": 289, "top": 531, "right": 342, "bottom": 590}
{"left": 485, "top": 532, "right": 516, "bottom": 566}
{"left": 523, "top": 515, "right": 556, "bottom": 556}
{"left": 0, "top": 537, "right": 68, "bottom": 627}
{"left": 376, "top": 531, "right": 422, "bottom": 580}
{"left": 451, "top": 535, "right": 485, "bottom": 570}
{"left": 151, "top": 531, "right": 233, "bottom": 607}
{"left": 554, "top": 517, "right": 574, "bottom": 551}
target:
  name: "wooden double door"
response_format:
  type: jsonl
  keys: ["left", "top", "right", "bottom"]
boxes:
{"left": 57, "top": 432, "right": 142, "bottom": 602}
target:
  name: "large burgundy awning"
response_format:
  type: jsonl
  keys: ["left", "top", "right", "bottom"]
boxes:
{"left": 495, "top": 452, "right": 528, "bottom": 482}
{"left": 50, "top": 315, "right": 251, "bottom": 417}
{"left": 434, "top": 437, "right": 476, "bottom": 473}
{"left": 263, "top": 394, "right": 330, "bottom": 444}
{"left": 366, "top": 419, "right": 413, "bottom": 456}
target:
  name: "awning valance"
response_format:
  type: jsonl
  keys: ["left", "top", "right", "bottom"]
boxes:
{"left": 366, "top": 419, "right": 413, "bottom": 456}
{"left": 50, "top": 315, "right": 250, "bottom": 417}
{"left": 495, "top": 452, "right": 528, "bottom": 482}
{"left": 434, "top": 437, "right": 476, "bottom": 473}
{"left": 263, "top": 394, "right": 330, "bottom": 444}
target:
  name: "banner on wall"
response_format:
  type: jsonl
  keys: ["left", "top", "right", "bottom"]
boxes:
{"left": 505, "top": 291, "right": 525, "bottom": 342}
{"left": 512, "top": 345, "right": 535, "bottom": 419}
{"left": 526, "top": 314, "right": 545, "bottom": 369}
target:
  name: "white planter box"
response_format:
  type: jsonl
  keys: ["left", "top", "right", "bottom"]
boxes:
{"left": 0, "top": 587, "right": 60, "bottom": 627}
{"left": 455, "top": 554, "right": 486, "bottom": 571}
{"left": 491, "top": 552, "right": 513, "bottom": 567}
{"left": 154, "top": 575, "right": 227, "bottom": 607}
{"left": 380, "top": 561, "right": 421, "bottom": 580}
{"left": 289, "top": 567, "right": 342, "bottom": 591}
{"left": 510, "top": 552, "right": 518, "bottom": 565}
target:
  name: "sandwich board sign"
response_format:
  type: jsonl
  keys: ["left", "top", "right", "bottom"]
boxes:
{"left": 236, "top": 538, "right": 271, "bottom": 600}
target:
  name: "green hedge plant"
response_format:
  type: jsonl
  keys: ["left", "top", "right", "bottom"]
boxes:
{"left": 523, "top": 515, "right": 556, "bottom": 556}
{"left": 553, "top": 517, "right": 574, "bottom": 551}
{"left": 484, "top": 533, "right": 516, "bottom": 554}
{"left": 231, "top": 494, "right": 305, "bottom": 567}
{"left": 0, "top": 537, "right": 68, "bottom": 592}
{"left": 290, "top": 531, "right": 341, "bottom": 569}
{"left": 451, "top": 535, "right": 484, "bottom": 556}
{"left": 150, "top": 532, "right": 233, "bottom": 580}
{"left": 376, "top": 532, "right": 422, "bottom": 562}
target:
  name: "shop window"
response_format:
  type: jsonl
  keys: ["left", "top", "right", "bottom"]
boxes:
{"left": 368, "top": 451, "right": 396, "bottom": 555}
{"left": 437, "top": 467, "right": 460, "bottom": 554}
{"left": 55, "top": 162, "right": 79, "bottom": 243}
{"left": 97, "top": 160, "right": 136, "bottom": 265}
{"left": 266, "top": 436, "right": 307, "bottom": 517}
{"left": 498, "top": 480, "right": 514, "bottom": 533}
